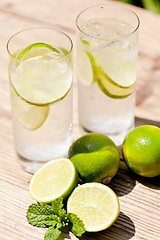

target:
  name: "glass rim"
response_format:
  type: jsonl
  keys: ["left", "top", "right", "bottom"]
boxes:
{"left": 7, "top": 26, "right": 73, "bottom": 60}
{"left": 76, "top": 4, "right": 140, "bottom": 39}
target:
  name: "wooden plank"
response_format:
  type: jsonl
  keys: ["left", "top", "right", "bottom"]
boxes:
{"left": 0, "top": 1, "right": 160, "bottom": 240}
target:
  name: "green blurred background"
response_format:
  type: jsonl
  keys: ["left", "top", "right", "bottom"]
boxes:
{"left": 117, "top": 0, "right": 160, "bottom": 14}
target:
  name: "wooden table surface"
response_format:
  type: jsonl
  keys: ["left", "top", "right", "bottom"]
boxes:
{"left": 0, "top": 0, "right": 160, "bottom": 240}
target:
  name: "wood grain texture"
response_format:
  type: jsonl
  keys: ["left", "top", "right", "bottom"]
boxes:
{"left": 0, "top": 0, "right": 160, "bottom": 240}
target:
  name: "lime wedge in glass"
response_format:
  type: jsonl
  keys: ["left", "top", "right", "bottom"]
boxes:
{"left": 9, "top": 42, "right": 72, "bottom": 130}
{"left": 78, "top": 38, "right": 98, "bottom": 86}
{"left": 97, "top": 67, "right": 135, "bottom": 99}
{"left": 80, "top": 39, "right": 136, "bottom": 99}
{"left": 10, "top": 85, "right": 49, "bottom": 130}
{"left": 77, "top": 49, "right": 96, "bottom": 86}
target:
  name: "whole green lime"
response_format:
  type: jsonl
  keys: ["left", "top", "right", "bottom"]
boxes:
{"left": 68, "top": 133, "right": 120, "bottom": 184}
{"left": 122, "top": 125, "right": 160, "bottom": 177}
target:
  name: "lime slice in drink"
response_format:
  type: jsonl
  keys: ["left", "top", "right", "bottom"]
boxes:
{"left": 79, "top": 50, "right": 135, "bottom": 99}
{"left": 80, "top": 39, "right": 135, "bottom": 99}
{"left": 77, "top": 49, "right": 96, "bottom": 86}
{"left": 10, "top": 42, "right": 72, "bottom": 105}
{"left": 9, "top": 43, "right": 72, "bottom": 130}
{"left": 29, "top": 158, "right": 79, "bottom": 203}
{"left": 97, "top": 69, "right": 135, "bottom": 99}
{"left": 16, "top": 42, "right": 60, "bottom": 61}
{"left": 67, "top": 182, "right": 120, "bottom": 232}
{"left": 10, "top": 85, "right": 49, "bottom": 130}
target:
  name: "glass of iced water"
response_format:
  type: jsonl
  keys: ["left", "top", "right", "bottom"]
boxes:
{"left": 76, "top": 4, "right": 140, "bottom": 145}
{"left": 7, "top": 27, "right": 73, "bottom": 173}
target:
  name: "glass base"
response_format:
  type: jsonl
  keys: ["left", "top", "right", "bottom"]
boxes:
{"left": 80, "top": 123, "right": 134, "bottom": 146}
{"left": 17, "top": 153, "right": 50, "bottom": 173}
{"left": 14, "top": 137, "right": 72, "bottom": 173}
{"left": 16, "top": 152, "right": 67, "bottom": 173}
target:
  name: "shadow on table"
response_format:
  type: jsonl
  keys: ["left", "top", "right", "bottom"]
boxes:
{"left": 129, "top": 171, "right": 160, "bottom": 189}
{"left": 83, "top": 211, "right": 135, "bottom": 240}
{"left": 59, "top": 212, "right": 135, "bottom": 240}
{"left": 108, "top": 160, "right": 136, "bottom": 197}
{"left": 135, "top": 116, "right": 160, "bottom": 128}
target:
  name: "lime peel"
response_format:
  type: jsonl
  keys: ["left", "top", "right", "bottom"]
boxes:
{"left": 68, "top": 133, "right": 120, "bottom": 183}
{"left": 16, "top": 42, "right": 60, "bottom": 60}
{"left": 122, "top": 125, "right": 160, "bottom": 177}
{"left": 97, "top": 73, "right": 135, "bottom": 99}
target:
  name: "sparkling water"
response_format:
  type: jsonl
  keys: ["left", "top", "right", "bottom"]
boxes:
{"left": 11, "top": 90, "right": 73, "bottom": 173}
{"left": 77, "top": 19, "right": 138, "bottom": 145}
{"left": 9, "top": 46, "right": 73, "bottom": 173}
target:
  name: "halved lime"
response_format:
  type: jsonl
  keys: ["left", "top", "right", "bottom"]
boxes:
{"left": 29, "top": 158, "right": 79, "bottom": 203}
{"left": 67, "top": 182, "right": 119, "bottom": 232}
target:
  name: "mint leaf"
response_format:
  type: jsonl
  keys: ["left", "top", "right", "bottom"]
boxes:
{"left": 51, "top": 198, "right": 67, "bottom": 220}
{"left": 27, "top": 203, "right": 61, "bottom": 227}
{"left": 26, "top": 198, "right": 86, "bottom": 239}
{"left": 67, "top": 213, "right": 85, "bottom": 237}
{"left": 51, "top": 198, "right": 64, "bottom": 213}
{"left": 51, "top": 198, "right": 66, "bottom": 216}
{"left": 44, "top": 226, "right": 62, "bottom": 240}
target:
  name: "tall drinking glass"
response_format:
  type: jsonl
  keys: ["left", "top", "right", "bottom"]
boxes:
{"left": 76, "top": 4, "right": 140, "bottom": 145}
{"left": 7, "top": 27, "right": 73, "bottom": 173}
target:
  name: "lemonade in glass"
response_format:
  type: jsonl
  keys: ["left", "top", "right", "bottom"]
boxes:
{"left": 76, "top": 5, "right": 140, "bottom": 145}
{"left": 7, "top": 28, "right": 73, "bottom": 173}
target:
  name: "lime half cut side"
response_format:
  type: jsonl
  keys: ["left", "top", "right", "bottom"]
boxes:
{"left": 10, "top": 42, "right": 72, "bottom": 105}
{"left": 29, "top": 158, "right": 79, "bottom": 203}
{"left": 67, "top": 182, "right": 120, "bottom": 232}
{"left": 10, "top": 85, "right": 49, "bottom": 130}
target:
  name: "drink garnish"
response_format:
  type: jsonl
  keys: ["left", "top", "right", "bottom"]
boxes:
{"left": 9, "top": 42, "right": 72, "bottom": 130}
{"left": 26, "top": 197, "right": 85, "bottom": 239}
{"left": 79, "top": 38, "right": 136, "bottom": 99}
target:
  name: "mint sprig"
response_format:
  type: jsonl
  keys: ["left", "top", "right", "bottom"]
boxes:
{"left": 44, "top": 226, "right": 62, "bottom": 240}
{"left": 26, "top": 198, "right": 85, "bottom": 240}
{"left": 67, "top": 212, "right": 86, "bottom": 237}
{"left": 26, "top": 203, "right": 62, "bottom": 227}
